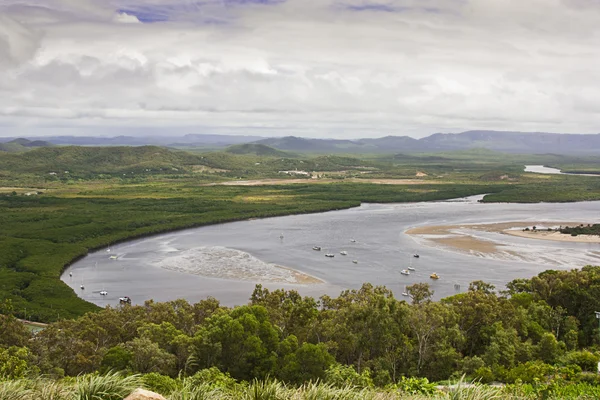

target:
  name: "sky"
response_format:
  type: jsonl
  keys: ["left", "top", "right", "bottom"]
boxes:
{"left": 1, "top": 0, "right": 600, "bottom": 139}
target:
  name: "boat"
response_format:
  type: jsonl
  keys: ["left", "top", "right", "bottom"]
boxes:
{"left": 413, "top": 254, "right": 420, "bottom": 258}
{"left": 340, "top": 251, "right": 348, "bottom": 255}
{"left": 408, "top": 266, "right": 415, "bottom": 271}
{"left": 279, "top": 233, "right": 284, "bottom": 239}
{"left": 430, "top": 273, "right": 440, "bottom": 280}
{"left": 100, "top": 290, "right": 108, "bottom": 296}
{"left": 400, "top": 269, "right": 410, "bottom": 275}
{"left": 119, "top": 296, "right": 131, "bottom": 305}
{"left": 352, "top": 260, "right": 358, "bottom": 264}
{"left": 402, "top": 286, "right": 410, "bottom": 297}
{"left": 69, "top": 272, "right": 72, "bottom": 277}
{"left": 350, "top": 239, "right": 356, "bottom": 243}
{"left": 109, "top": 255, "right": 117, "bottom": 260}
{"left": 325, "top": 253, "right": 335, "bottom": 258}
{"left": 312, "top": 246, "right": 322, "bottom": 251}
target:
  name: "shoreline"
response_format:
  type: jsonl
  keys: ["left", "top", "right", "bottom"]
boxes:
{"left": 406, "top": 221, "right": 600, "bottom": 244}
{"left": 405, "top": 221, "right": 600, "bottom": 258}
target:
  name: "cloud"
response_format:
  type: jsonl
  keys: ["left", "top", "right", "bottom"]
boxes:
{"left": 114, "top": 12, "right": 141, "bottom": 23}
{"left": 1, "top": 0, "right": 600, "bottom": 138}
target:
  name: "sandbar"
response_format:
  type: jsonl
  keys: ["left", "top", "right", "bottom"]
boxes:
{"left": 154, "top": 246, "right": 323, "bottom": 284}
{"left": 406, "top": 222, "right": 600, "bottom": 258}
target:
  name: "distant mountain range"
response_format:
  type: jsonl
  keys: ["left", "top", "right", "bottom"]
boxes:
{"left": 2, "top": 131, "right": 600, "bottom": 155}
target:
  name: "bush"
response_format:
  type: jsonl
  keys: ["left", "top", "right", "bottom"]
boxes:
{"left": 473, "top": 366, "right": 494, "bottom": 384}
{"left": 74, "top": 371, "right": 141, "bottom": 400}
{"left": 324, "top": 364, "right": 373, "bottom": 388}
{"left": 186, "top": 367, "right": 238, "bottom": 390}
{"left": 505, "top": 361, "right": 555, "bottom": 384}
{"left": 395, "top": 376, "right": 437, "bottom": 395}
{"left": 142, "top": 373, "right": 181, "bottom": 395}
{"left": 562, "top": 351, "right": 600, "bottom": 372}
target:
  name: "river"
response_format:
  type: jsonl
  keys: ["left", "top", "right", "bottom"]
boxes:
{"left": 525, "top": 165, "right": 600, "bottom": 176}
{"left": 62, "top": 195, "right": 600, "bottom": 307}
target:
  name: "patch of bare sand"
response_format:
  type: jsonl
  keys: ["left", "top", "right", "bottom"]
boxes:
{"left": 432, "top": 236, "right": 500, "bottom": 254}
{"left": 406, "top": 225, "right": 502, "bottom": 256}
{"left": 406, "top": 222, "right": 600, "bottom": 258}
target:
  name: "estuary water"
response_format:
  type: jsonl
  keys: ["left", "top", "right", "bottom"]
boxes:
{"left": 525, "top": 165, "right": 600, "bottom": 176}
{"left": 62, "top": 195, "right": 600, "bottom": 307}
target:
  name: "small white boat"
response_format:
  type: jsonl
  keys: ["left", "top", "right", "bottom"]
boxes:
{"left": 352, "top": 260, "right": 358, "bottom": 264}
{"left": 408, "top": 266, "right": 415, "bottom": 271}
{"left": 350, "top": 239, "right": 356, "bottom": 243}
{"left": 313, "top": 246, "right": 322, "bottom": 251}
{"left": 325, "top": 253, "right": 335, "bottom": 258}
{"left": 340, "top": 251, "right": 348, "bottom": 256}
{"left": 80, "top": 284, "right": 85, "bottom": 290}
{"left": 69, "top": 272, "right": 72, "bottom": 277}
{"left": 100, "top": 290, "right": 108, "bottom": 296}
{"left": 400, "top": 269, "right": 410, "bottom": 275}
{"left": 402, "top": 285, "right": 410, "bottom": 296}
{"left": 109, "top": 255, "right": 117, "bottom": 260}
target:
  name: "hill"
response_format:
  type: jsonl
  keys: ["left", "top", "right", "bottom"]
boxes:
{"left": 0, "top": 145, "right": 208, "bottom": 176}
{"left": 0, "top": 138, "right": 53, "bottom": 153}
{"left": 4, "top": 130, "right": 600, "bottom": 155}
{"left": 255, "top": 136, "right": 368, "bottom": 152}
{"left": 251, "top": 131, "right": 600, "bottom": 155}
{"left": 225, "top": 143, "right": 294, "bottom": 157}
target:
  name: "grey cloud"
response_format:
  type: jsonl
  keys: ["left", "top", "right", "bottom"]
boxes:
{"left": 1, "top": 0, "right": 600, "bottom": 137}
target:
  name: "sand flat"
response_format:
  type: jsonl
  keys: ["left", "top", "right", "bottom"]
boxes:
{"left": 406, "top": 221, "right": 600, "bottom": 258}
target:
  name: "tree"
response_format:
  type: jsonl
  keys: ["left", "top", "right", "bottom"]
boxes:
{"left": 279, "top": 342, "right": 335, "bottom": 384}
{"left": 124, "top": 337, "right": 177, "bottom": 375}
{"left": 406, "top": 283, "right": 433, "bottom": 305}
{"left": 192, "top": 305, "right": 280, "bottom": 380}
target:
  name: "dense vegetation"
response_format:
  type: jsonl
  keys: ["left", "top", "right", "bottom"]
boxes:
{"left": 1, "top": 267, "right": 600, "bottom": 398}
{"left": 560, "top": 224, "right": 600, "bottom": 237}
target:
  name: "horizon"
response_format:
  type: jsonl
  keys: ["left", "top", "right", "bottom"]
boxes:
{"left": 2, "top": 1, "right": 600, "bottom": 138}
{"left": 2, "top": 128, "right": 600, "bottom": 141}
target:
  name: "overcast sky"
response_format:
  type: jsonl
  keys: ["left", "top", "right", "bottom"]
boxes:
{"left": 1, "top": 0, "right": 599, "bottom": 138}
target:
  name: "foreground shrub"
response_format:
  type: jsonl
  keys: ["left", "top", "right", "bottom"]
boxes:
{"left": 74, "top": 371, "right": 141, "bottom": 400}
{"left": 395, "top": 376, "right": 437, "bottom": 395}
{"left": 325, "top": 364, "right": 373, "bottom": 388}
{"left": 0, "top": 380, "right": 31, "bottom": 400}
{"left": 186, "top": 367, "right": 238, "bottom": 389}
{"left": 142, "top": 372, "right": 181, "bottom": 396}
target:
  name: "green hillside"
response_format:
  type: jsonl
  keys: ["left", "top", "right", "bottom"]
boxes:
{"left": 0, "top": 138, "right": 53, "bottom": 153}
{"left": 0, "top": 146, "right": 208, "bottom": 177}
{"left": 225, "top": 143, "right": 294, "bottom": 157}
